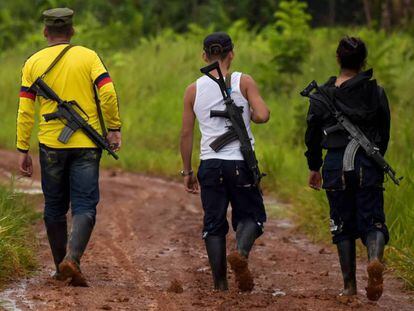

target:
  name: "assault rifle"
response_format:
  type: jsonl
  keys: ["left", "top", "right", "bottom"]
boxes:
{"left": 301, "top": 80, "right": 401, "bottom": 185}
{"left": 200, "top": 61, "right": 264, "bottom": 187}
{"left": 29, "top": 77, "right": 119, "bottom": 160}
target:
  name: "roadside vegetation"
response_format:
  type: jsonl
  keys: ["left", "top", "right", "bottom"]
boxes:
{"left": 0, "top": 0, "right": 413, "bottom": 288}
{"left": 0, "top": 186, "right": 39, "bottom": 287}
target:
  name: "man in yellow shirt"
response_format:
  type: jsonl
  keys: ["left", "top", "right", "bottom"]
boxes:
{"left": 16, "top": 8, "right": 122, "bottom": 286}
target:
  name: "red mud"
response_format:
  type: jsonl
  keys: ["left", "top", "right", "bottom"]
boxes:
{"left": 227, "top": 252, "right": 254, "bottom": 292}
{"left": 167, "top": 280, "right": 184, "bottom": 294}
{"left": 0, "top": 149, "right": 412, "bottom": 310}
{"left": 366, "top": 260, "right": 385, "bottom": 301}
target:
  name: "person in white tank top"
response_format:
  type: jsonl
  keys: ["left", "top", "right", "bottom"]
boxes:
{"left": 180, "top": 32, "right": 270, "bottom": 292}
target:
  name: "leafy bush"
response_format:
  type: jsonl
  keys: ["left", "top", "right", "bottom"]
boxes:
{"left": 271, "top": 0, "right": 312, "bottom": 75}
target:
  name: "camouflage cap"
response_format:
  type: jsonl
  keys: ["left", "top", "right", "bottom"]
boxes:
{"left": 42, "top": 8, "right": 74, "bottom": 27}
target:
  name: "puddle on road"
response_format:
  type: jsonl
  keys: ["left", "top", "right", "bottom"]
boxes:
{"left": 0, "top": 169, "right": 42, "bottom": 196}
{"left": 0, "top": 280, "right": 33, "bottom": 311}
{"left": 0, "top": 299, "right": 21, "bottom": 311}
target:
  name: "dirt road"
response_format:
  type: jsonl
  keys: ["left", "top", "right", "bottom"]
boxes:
{"left": 0, "top": 150, "right": 412, "bottom": 310}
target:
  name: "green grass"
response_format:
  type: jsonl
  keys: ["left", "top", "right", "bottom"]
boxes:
{"left": 0, "top": 186, "right": 39, "bottom": 287}
{"left": 0, "top": 26, "right": 413, "bottom": 287}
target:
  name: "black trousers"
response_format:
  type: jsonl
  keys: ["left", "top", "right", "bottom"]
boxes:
{"left": 322, "top": 149, "right": 389, "bottom": 245}
{"left": 197, "top": 159, "right": 266, "bottom": 238}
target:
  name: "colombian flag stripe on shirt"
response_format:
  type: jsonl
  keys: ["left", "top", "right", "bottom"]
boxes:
{"left": 19, "top": 86, "right": 36, "bottom": 101}
{"left": 95, "top": 72, "right": 112, "bottom": 89}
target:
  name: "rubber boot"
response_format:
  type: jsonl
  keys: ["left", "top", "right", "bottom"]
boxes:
{"left": 59, "top": 214, "right": 95, "bottom": 287}
{"left": 228, "top": 219, "right": 260, "bottom": 292}
{"left": 365, "top": 231, "right": 385, "bottom": 301}
{"left": 336, "top": 239, "right": 357, "bottom": 296}
{"left": 44, "top": 219, "right": 67, "bottom": 280}
{"left": 236, "top": 219, "right": 260, "bottom": 258}
{"left": 204, "top": 235, "right": 228, "bottom": 291}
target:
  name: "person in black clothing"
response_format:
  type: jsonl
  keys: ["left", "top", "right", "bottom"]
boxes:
{"left": 304, "top": 37, "right": 390, "bottom": 301}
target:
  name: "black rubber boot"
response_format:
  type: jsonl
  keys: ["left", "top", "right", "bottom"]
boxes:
{"left": 366, "top": 230, "right": 385, "bottom": 262}
{"left": 59, "top": 214, "right": 95, "bottom": 287}
{"left": 66, "top": 214, "right": 95, "bottom": 264}
{"left": 204, "top": 235, "right": 228, "bottom": 291}
{"left": 365, "top": 230, "right": 386, "bottom": 301}
{"left": 336, "top": 239, "right": 357, "bottom": 296}
{"left": 236, "top": 219, "right": 261, "bottom": 258}
{"left": 44, "top": 219, "right": 68, "bottom": 279}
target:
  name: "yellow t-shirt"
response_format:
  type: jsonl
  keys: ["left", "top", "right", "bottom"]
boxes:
{"left": 17, "top": 44, "right": 121, "bottom": 151}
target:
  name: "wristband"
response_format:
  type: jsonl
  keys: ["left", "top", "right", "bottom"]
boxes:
{"left": 180, "top": 170, "right": 193, "bottom": 177}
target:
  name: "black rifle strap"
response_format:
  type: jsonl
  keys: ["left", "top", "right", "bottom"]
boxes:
{"left": 41, "top": 44, "right": 74, "bottom": 78}
{"left": 93, "top": 86, "right": 107, "bottom": 138}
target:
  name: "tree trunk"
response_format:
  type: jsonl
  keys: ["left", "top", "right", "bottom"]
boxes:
{"left": 381, "top": 0, "right": 392, "bottom": 30}
{"left": 363, "top": 0, "right": 372, "bottom": 27}
{"left": 328, "top": 0, "right": 336, "bottom": 26}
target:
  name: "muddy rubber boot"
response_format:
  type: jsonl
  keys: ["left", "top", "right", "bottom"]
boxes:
{"left": 59, "top": 214, "right": 95, "bottom": 287}
{"left": 236, "top": 219, "right": 260, "bottom": 258}
{"left": 204, "top": 235, "right": 228, "bottom": 291}
{"left": 336, "top": 239, "right": 357, "bottom": 296}
{"left": 227, "top": 219, "right": 259, "bottom": 292}
{"left": 365, "top": 231, "right": 385, "bottom": 301}
{"left": 45, "top": 219, "right": 67, "bottom": 281}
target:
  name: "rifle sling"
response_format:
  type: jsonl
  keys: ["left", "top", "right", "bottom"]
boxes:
{"left": 41, "top": 44, "right": 74, "bottom": 78}
{"left": 93, "top": 87, "right": 107, "bottom": 137}
{"left": 39, "top": 44, "right": 108, "bottom": 137}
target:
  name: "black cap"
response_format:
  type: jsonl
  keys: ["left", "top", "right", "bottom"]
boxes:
{"left": 203, "top": 32, "right": 233, "bottom": 55}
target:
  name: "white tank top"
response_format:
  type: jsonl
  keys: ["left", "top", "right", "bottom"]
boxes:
{"left": 193, "top": 71, "right": 254, "bottom": 160}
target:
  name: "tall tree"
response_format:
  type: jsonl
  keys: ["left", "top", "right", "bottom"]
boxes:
{"left": 363, "top": 0, "right": 372, "bottom": 27}
{"left": 328, "top": 0, "right": 336, "bottom": 25}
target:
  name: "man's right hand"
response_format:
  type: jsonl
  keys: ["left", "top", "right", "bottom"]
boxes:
{"left": 18, "top": 152, "right": 33, "bottom": 177}
{"left": 184, "top": 175, "right": 199, "bottom": 194}
{"left": 308, "top": 170, "right": 322, "bottom": 190}
{"left": 107, "top": 131, "right": 122, "bottom": 152}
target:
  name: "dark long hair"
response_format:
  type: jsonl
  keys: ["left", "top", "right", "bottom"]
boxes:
{"left": 336, "top": 36, "right": 367, "bottom": 71}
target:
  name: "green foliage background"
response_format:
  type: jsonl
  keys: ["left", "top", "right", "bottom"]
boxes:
{"left": 0, "top": 0, "right": 413, "bottom": 289}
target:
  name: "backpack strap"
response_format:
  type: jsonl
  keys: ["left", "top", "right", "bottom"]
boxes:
{"left": 225, "top": 72, "right": 232, "bottom": 95}
{"left": 41, "top": 44, "right": 74, "bottom": 78}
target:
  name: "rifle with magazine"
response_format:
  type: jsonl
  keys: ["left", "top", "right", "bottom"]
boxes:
{"left": 301, "top": 80, "right": 401, "bottom": 185}
{"left": 200, "top": 61, "right": 264, "bottom": 187}
{"left": 29, "top": 77, "right": 119, "bottom": 160}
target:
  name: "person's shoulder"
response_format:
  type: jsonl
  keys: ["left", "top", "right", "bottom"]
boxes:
{"left": 184, "top": 82, "right": 197, "bottom": 103}
{"left": 239, "top": 73, "right": 255, "bottom": 86}
{"left": 72, "top": 45, "right": 99, "bottom": 58}
{"left": 185, "top": 82, "right": 196, "bottom": 94}
{"left": 321, "top": 76, "right": 336, "bottom": 88}
{"left": 23, "top": 47, "right": 48, "bottom": 67}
